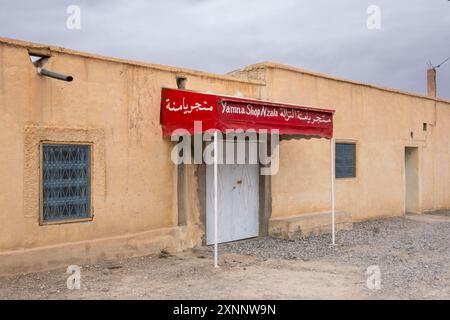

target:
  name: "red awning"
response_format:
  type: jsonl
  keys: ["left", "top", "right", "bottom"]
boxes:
{"left": 160, "top": 88, "right": 334, "bottom": 138}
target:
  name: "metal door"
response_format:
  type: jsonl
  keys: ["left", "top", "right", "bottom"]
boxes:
{"left": 206, "top": 142, "right": 259, "bottom": 244}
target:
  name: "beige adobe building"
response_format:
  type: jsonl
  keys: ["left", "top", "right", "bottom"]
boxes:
{"left": 0, "top": 37, "right": 449, "bottom": 275}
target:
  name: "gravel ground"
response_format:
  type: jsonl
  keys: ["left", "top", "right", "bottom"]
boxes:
{"left": 1, "top": 214, "right": 450, "bottom": 299}
{"left": 222, "top": 214, "right": 450, "bottom": 299}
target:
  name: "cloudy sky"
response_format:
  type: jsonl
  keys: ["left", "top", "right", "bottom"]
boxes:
{"left": 1, "top": 0, "right": 449, "bottom": 99}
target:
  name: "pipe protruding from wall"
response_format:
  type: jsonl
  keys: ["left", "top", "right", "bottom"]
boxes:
{"left": 427, "top": 68, "right": 436, "bottom": 98}
{"left": 37, "top": 67, "right": 73, "bottom": 82}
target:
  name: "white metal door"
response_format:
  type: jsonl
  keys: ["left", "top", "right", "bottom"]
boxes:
{"left": 206, "top": 143, "right": 259, "bottom": 245}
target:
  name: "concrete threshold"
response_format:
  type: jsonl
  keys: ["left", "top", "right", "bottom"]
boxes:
{"left": 269, "top": 211, "right": 352, "bottom": 239}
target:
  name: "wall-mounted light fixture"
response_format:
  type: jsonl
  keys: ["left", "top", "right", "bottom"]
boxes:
{"left": 176, "top": 75, "right": 187, "bottom": 90}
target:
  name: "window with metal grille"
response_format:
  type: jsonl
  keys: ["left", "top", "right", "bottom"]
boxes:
{"left": 40, "top": 143, "right": 92, "bottom": 223}
{"left": 335, "top": 143, "right": 356, "bottom": 178}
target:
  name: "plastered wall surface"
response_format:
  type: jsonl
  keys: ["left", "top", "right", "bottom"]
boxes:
{"left": 252, "top": 65, "right": 450, "bottom": 221}
{"left": 0, "top": 38, "right": 263, "bottom": 273}
{"left": 0, "top": 38, "right": 449, "bottom": 274}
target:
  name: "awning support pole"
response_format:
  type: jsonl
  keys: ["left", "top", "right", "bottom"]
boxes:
{"left": 330, "top": 137, "right": 336, "bottom": 245}
{"left": 214, "top": 130, "right": 219, "bottom": 268}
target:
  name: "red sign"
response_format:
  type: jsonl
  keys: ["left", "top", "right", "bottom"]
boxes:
{"left": 160, "top": 88, "right": 334, "bottom": 138}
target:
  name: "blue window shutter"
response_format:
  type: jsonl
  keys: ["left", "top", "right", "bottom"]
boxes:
{"left": 42, "top": 144, "right": 91, "bottom": 222}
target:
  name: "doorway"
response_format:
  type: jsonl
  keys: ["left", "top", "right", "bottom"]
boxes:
{"left": 205, "top": 140, "right": 260, "bottom": 245}
{"left": 405, "top": 147, "right": 419, "bottom": 214}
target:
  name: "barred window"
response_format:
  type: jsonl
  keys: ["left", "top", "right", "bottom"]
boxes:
{"left": 40, "top": 143, "right": 92, "bottom": 224}
{"left": 335, "top": 143, "right": 356, "bottom": 179}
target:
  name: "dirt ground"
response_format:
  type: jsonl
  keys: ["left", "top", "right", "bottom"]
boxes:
{"left": 1, "top": 214, "right": 450, "bottom": 300}
{"left": 0, "top": 250, "right": 368, "bottom": 300}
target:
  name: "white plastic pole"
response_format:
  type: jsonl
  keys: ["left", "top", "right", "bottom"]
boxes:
{"left": 214, "top": 130, "right": 219, "bottom": 268}
{"left": 330, "top": 137, "right": 336, "bottom": 245}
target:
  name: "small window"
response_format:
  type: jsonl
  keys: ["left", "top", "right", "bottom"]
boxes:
{"left": 335, "top": 143, "right": 356, "bottom": 179}
{"left": 40, "top": 143, "right": 92, "bottom": 224}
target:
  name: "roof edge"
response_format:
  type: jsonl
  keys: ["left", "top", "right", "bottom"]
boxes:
{"left": 0, "top": 37, "right": 265, "bottom": 86}
{"left": 236, "top": 61, "right": 450, "bottom": 105}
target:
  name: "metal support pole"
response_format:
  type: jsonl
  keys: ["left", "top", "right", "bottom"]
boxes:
{"left": 214, "top": 131, "right": 219, "bottom": 268}
{"left": 330, "top": 138, "right": 336, "bottom": 245}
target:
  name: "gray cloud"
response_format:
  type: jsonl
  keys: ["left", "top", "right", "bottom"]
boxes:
{"left": 0, "top": 0, "right": 449, "bottom": 99}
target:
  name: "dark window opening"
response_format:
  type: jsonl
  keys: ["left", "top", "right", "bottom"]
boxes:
{"left": 335, "top": 143, "right": 356, "bottom": 179}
